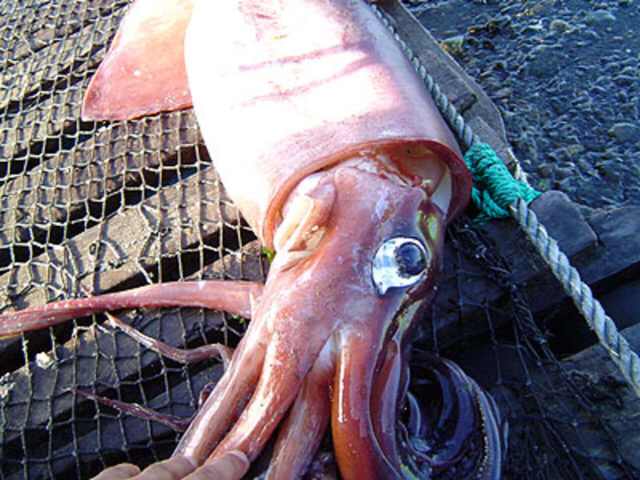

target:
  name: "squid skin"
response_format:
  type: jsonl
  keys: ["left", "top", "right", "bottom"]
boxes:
{"left": 0, "top": 0, "right": 510, "bottom": 478}
{"left": 82, "top": 0, "right": 194, "bottom": 120}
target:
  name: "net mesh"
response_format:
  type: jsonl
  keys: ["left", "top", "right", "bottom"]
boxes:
{"left": 0, "top": 1, "right": 637, "bottom": 479}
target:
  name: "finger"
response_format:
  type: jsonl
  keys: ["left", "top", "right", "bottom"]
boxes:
{"left": 132, "top": 456, "right": 196, "bottom": 480}
{"left": 184, "top": 451, "right": 249, "bottom": 480}
{"left": 92, "top": 463, "right": 141, "bottom": 480}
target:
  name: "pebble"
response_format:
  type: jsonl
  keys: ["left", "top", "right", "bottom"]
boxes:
{"left": 554, "top": 166, "right": 573, "bottom": 179}
{"left": 596, "top": 159, "right": 623, "bottom": 181}
{"left": 524, "top": 45, "right": 566, "bottom": 78}
{"left": 585, "top": 10, "right": 616, "bottom": 26}
{"left": 549, "top": 19, "right": 573, "bottom": 34}
{"left": 614, "top": 75, "right": 636, "bottom": 87}
{"left": 441, "top": 34, "right": 465, "bottom": 57}
{"left": 577, "top": 158, "right": 594, "bottom": 174}
{"left": 537, "top": 164, "right": 553, "bottom": 178}
{"left": 493, "top": 87, "right": 512, "bottom": 99}
{"left": 608, "top": 122, "right": 640, "bottom": 143}
{"left": 566, "top": 144, "right": 586, "bottom": 157}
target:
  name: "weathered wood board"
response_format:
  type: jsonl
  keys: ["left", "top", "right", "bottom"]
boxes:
{"left": 557, "top": 323, "right": 640, "bottom": 479}
{"left": 0, "top": 241, "right": 266, "bottom": 479}
{"left": 453, "top": 320, "right": 640, "bottom": 480}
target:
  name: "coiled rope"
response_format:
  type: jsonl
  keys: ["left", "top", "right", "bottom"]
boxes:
{"left": 372, "top": 4, "right": 640, "bottom": 398}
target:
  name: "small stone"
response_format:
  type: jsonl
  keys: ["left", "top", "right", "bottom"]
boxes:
{"left": 566, "top": 144, "right": 586, "bottom": 157}
{"left": 36, "top": 352, "right": 56, "bottom": 370}
{"left": 493, "top": 87, "right": 512, "bottom": 100}
{"left": 441, "top": 35, "right": 465, "bottom": 57}
{"left": 619, "top": 65, "right": 638, "bottom": 76}
{"left": 538, "top": 164, "right": 553, "bottom": 178}
{"left": 550, "top": 98, "right": 565, "bottom": 114}
{"left": 577, "top": 158, "right": 594, "bottom": 174}
{"left": 608, "top": 122, "right": 640, "bottom": 143}
{"left": 596, "top": 160, "right": 622, "bottom": 181}
{"left": 585, "top": 10, "right": 616, "bottom": 26}
{"left": 614, "top": 75, "right": 636, "bottom": 87}
{"left": 524, "top": 45, "right": 566, "bottom": 78}
{"left": 549, "top": 19, "right": 573, "bottom": 33}
{"left": 554, "top": 166, "right": 573, "bottom": 179}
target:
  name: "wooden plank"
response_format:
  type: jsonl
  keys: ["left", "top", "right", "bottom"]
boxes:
{"left": 0, "top": 241, "right": 266, "bottom": 479}
{"left": 0, "top": 0, "right": 127, "bottom": 165}
{"left": 0, "top": 0, "right": 128, "bottom": 64}
{"left": 0, "top": 74, "right": 90, "bottom": 161}
{"left": 555, "top": 323, "right": 640, "bottom": 479}
{"left": 517, "top": 205, "right": 640, "bottom": 316}
{"left": 0, "top": 110, "right": 203, "bottom": 267}
{"left": 451, "top": 319, "right": 640, "bottom": 480}
{"left": 427, "top": 190, "right": 600, "bottom": 347}
{"left": 440, "top": 202, "right": 639, "bottom": 349}
{"left": 0, "top": 163, "right": 234, "bottom": 307}
{"left": 0, "top": 164, "right": 245, "bottom": 374}
{"left": 0, "top": 17, "right": 111, "bottom": 112}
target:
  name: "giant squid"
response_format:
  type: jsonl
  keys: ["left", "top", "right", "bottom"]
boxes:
{"left": 0, "top": 0, "right": 506, "bottom": 478}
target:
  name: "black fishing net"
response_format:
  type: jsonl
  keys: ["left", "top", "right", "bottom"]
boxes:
{"left": 0, "top": 1, "right": 637, "bottom": 479}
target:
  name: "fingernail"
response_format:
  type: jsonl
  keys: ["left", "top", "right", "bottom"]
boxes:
{"left": 180, "top": 455, "right": 200, "bottom": 469}
{"left": 202, "top": 450, "right": 249, "bottom": 477}
{"left": 113, "top": 464, "right": 141, "bottom": 477}
{"left": 223, "top": 450, "right": 249, "bottom": 465}
{"left": 91, "top": 463, "right": 140, "bottom": 480}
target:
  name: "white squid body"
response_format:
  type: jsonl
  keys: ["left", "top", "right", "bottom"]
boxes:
{"left": 185, "top": 0, "right": 470, "bottom": 244}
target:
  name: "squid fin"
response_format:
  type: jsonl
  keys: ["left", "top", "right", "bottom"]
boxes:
{"left": 82, "top": 0, "right": 195, "bottom": 121}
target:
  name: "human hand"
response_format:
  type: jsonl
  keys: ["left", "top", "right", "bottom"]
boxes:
{"left": 92, "top": 451, "right": 249, "bottom": 480}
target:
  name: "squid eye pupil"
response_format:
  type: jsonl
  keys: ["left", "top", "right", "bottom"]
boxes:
{"left": 372, "top": 236, "right": 431, "bottom": 296}
{"left": 396, "top": 242, "right": 426, "bottom": 276}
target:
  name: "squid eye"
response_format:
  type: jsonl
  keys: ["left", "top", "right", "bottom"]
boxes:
{"left": 396, "top": 242, "right": 427, "bottom": 276}
{"left": 372, "top": 237, "right": 431, "bottom": 296}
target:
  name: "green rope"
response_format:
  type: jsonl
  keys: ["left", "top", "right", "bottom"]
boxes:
{"left": 464, "top": 142, "right": 541, "bottom": 222}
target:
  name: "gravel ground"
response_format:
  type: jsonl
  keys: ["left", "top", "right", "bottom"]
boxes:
{"left": 409, "top": 0, "right": 640, "bottom": 209}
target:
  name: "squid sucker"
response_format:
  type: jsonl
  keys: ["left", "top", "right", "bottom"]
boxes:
{"left": 1, "top": 1, "right": 507, "bottom": 478}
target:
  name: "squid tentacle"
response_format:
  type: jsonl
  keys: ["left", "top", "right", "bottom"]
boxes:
{"left": 370, "top": 297, "right": 429, "bottom": 474}
{"left": 71, "top": 347, "right": 231, "bottom": 435}
{"left": 75, "top": 389, "right": 194, "bottom": 432}
{"left": 332, "top": 328, "right": 400, "bottom": 479}
{"left": 0, "top": 280, "right": 263, "bottom": 338}
{"left": 265, "top": 342, "right": 334, "bottom": 480}
{"left": 206, "top": 320, "right": 337, "bottom": 464}
{"left": 371, "top": 336, "right": 406, "bottom": 471}
{"left": 405, "top": 391, "right": 426, "bottom": 441}
{"left": 175, "top": 314, "right": 270, "bottom": 464}
{"left": 105, "top": 313, "right": 233, "bottom": 367}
